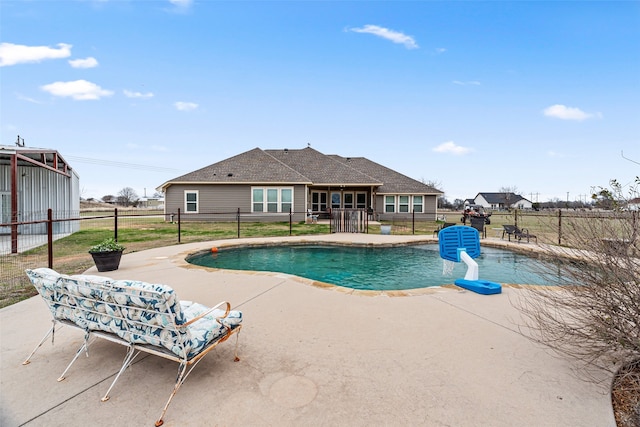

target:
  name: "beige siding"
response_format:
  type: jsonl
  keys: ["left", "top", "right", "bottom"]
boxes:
{"left": 164, "top": 184, "right": 307, "bottom": 221}
{"left": 375, "top": 194, "right": 439, "bottom": 221}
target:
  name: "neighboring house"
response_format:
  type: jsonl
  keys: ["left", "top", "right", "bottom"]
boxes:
{"left": 138, "top": 197, "right": 165, "bottom": 209}
{"left": 468, "top": 192, "right": 533, "bottom": 210}
{"left": 159, "top": 147, "right": 443, "bottom": 222}
{"left": 0, "top": 144, "right": 80, "bottom": 253}
{"left": 627, "top": 197, "right": 640, "bottom": 211}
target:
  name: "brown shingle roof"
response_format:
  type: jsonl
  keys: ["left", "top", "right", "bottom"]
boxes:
{"left": 265, "top": 147, "right": 381, "bottom": 185}
{"left": 162, "top": 148, "right": 310, "bottom": 185}
{"left": 161, "top": 147, "right": 442, "bottom": 195}
{"left": 329, "top": 155, "right": 443, "bottom": 194}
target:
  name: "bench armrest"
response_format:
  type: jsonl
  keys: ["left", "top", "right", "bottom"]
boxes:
{"left": 181, "top": 301, "right": 231, "bottom": 327}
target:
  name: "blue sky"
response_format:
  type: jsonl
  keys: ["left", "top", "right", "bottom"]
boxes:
{"left": 1, "top": 0, "right": 639, "bottom": 204}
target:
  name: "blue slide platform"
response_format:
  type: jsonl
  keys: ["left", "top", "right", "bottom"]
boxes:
{"left": 454, "top": 279, "right": 502, "bottom": 295}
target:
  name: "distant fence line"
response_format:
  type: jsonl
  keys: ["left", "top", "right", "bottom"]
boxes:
{"left": 2, "top": 207, "right": 637, "bottom": 308}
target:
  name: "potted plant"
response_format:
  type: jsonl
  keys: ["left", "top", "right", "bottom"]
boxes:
{"left": 89, "top": 238, "right": 125, "bottom": 272}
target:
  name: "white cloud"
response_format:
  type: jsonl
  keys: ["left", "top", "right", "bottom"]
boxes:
{"left": 152, "top": 145, "right": 169, "bottom": 152}
{"left": 432, "top": 141, "right": 472, "bottom": 155}
{"left": 349, "top": 25, "right": 418, "bottom": 49}
{"left": 169, "top": 0, "right": 192, "bottom": 6}
{"left": 435, "top": 48, "right": 447, "bottom": 54}
{"left": 174, "top": 101, "right": 198, "bottom": 111}
{"left": 453, "top": 80, "right": 481, "bottom": 86}
{"left": 69, "top": 57, "right": 98, "bottom": 69}
{"left": 124, "top": 89, "right": 154, "bottom": 99}
{"left": 40, "top": 80, "right": 114, "bottom": 100}
{"left": 543, "top": 104, "right": 602, "bottom": 121}
{"left": 0, "top": 42, "right": 72, "bottom": 67}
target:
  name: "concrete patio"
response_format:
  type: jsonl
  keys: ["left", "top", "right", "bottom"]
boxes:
{"left": 1, "top": 234, "right": 615, "bottom": 426}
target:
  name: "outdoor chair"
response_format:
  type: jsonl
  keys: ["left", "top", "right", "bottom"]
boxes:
{"left": 469, "top": 217, "right": 487, "bottom": 238}
{"left": 502, "top": 225, "right": 537, "bottom": 243}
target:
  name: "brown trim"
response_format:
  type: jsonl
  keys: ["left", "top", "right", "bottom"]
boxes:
{"left": 16, "top": 153, "right": 71, "bottom": 177}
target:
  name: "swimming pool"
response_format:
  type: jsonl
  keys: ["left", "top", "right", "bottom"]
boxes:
{"left": 187, "top": 244, "right": 551, "bottom": 291}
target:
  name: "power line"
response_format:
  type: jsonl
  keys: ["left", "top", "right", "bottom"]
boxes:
{"left": 66, "top": 155, "right": 184, "bottom": 173}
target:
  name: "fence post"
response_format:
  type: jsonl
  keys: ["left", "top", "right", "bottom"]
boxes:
{"left": 412, "top": 210, "right": 415, "bottom": 235}
{"left": 237, "top": 208, "right": 241, "bottom": 238}
{"left": 47, "top": 208, "right": 53, "bottom": 269}
{"left": 177, "top": 208, "right": 181, "bottom": 243}
{"left": 114, "top": 208, "right": 118, "bottom": 242}
{"left": 289, "top": 208, "right": 293, "bottom": 235}
{"left": 558, "top": 209, "right": 562, "bottom": 245}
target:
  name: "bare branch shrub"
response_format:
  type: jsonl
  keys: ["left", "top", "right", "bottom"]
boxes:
{"left": 516, "top": 178, "right": 640, "bottom": 372}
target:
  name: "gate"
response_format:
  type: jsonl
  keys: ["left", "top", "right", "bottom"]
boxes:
{"left": 330, "top": 209, "right": 367, "bottom": 233}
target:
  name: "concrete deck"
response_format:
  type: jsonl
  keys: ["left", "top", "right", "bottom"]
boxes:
{"left": 1, "top": 234, "right": 615, "bottom": 427}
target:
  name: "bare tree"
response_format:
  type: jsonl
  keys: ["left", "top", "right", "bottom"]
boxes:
{"left": 116, "top": 187, "right": 139, "bottom": 207}
{"left": 515, "top": 178, "right": 639, "bottom": 372}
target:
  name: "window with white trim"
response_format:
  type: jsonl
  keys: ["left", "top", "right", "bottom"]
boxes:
{"left": 399, "top": 195, "right": 410, "bottom": 213}
{"left": 413, "top": 196, "right": 423, "bottom": 213}
{"left": 251, "top": 187, "right": 294, "bottom": 213}
{"left": 385, "top": 195, "right": 395, "bottom": 213}
{"left": 185, "top": 191, "right": 198, "bottom": 213}
{"left": 252, "top": 188, "right": 264, "bottom": 212}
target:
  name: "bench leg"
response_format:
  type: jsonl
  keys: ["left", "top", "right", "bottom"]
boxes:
{"left": 155, "top": 328, "right": 241, "bottom": 426}
{"left": 101, "top": 346, "right": 139, "bottom": 402}
{"left": 58, "top": 332, "right": 91, "bottom": 382}
{"left": 23, "top": 320, "right": 57, "bottom": 365}
{"left": 155, "top": 362, "right": 190, "bottom": 427}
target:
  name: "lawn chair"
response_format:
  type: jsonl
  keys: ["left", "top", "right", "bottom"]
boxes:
{"left": 502, "top": 225, "right": 537, "bottom": 243}
{"left": 469, "top": 216, "right": 487, "bottom": 238}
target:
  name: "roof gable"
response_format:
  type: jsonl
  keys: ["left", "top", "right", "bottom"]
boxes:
{"left": 476, "top": 192, "right": 529, "bottom": 204}
{"left": 265, "top": 147, "right": 381, "bottom": 185}
{"left": 162, "top": 148, "right": 310, "bottom": 185}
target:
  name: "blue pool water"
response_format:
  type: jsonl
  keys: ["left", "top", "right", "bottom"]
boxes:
{"left": 187, "top": 244, "right": 550, "bottom": 291}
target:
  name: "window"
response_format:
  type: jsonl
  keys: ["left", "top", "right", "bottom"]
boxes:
{"left": 413, "top": 196, "right": 423, "bottom": 213}
{"left": 281, "top": 189, "right": 292, "bottom": 212}
{"left": 344, "top": 193, "right": 354, "bottom": 209}
{"left": 356, "top": 193, "right": 367, "bottom": 209}
{"left": 252, "top": 188, "right": 263, "bottom": 212}
{"left": 185, "top": 191, "right": 198, "bottom": 213}
{"left": 331, "top": 192, "right": 341, "bottom": 209}
{"left": 311, "top": 192, "right": 327, "bottom": 212}
{"left": 252, "top": 187, "right": 294, "bottom": 213}
{"left": 385, "top": 195, "right": 395, "bottom": 213}
{"left": 399, "top": 195, "right": 409, "bottom": 213}
{"left": 267, "top": 189, "right": 278, "bottom": 212}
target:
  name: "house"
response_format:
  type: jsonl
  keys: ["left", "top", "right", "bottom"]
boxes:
{"left": 0, "top": 144, "right": 80, "bottom": 253}
{"left": 158, "top": 147, "right": 443, "bottom": 222}
{"left": 467, "top": 192, "right": 533, "bottom": 210}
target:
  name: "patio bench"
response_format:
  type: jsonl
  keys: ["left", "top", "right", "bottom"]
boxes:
{"left": 23, "top": 267, "right": 243, "bottom": 426}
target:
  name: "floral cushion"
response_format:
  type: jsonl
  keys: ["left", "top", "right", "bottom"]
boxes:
{"left": 25, "top": 268, "right": 243, "bottom": 360}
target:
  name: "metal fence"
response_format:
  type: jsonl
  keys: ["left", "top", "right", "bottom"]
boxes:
{"left": 2, "top": 207, "right": 637, "bottom": 308}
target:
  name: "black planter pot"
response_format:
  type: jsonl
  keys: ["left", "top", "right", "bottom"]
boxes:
{"left": 90, "top": 250, "right": 123, "bottom": 272}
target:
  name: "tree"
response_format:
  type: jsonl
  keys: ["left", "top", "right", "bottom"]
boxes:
{"left": 102, "top": 195, "right": 115, "bottom": 204}
{"left": 116, "top": 187, "right": 139, "bottom": 207}
{"left": 498, "top": 185, "right": 518, "bottom": 208}
{"left": 516, "top": 177, "right": 639, "bottom": 373}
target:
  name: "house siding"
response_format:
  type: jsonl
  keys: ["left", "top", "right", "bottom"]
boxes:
{"left": 375, "top": 194, "right": 438, "bottom": 221}
{"left": 165, "top": 184, "right": 307, "bottom": 221}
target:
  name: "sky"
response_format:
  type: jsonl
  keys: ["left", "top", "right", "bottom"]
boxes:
{"left": 1, "top": 0, "right": 639, "bottom": 204}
